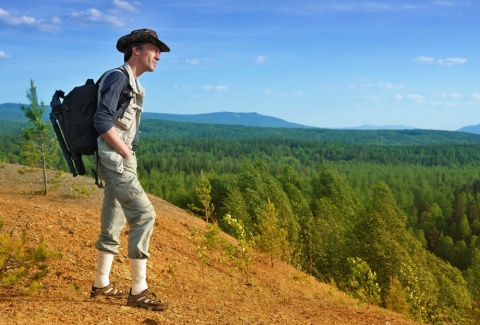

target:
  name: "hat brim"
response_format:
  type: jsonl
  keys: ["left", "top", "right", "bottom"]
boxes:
{"left": 116, "top": 33, "right": 170, "bottom": 53}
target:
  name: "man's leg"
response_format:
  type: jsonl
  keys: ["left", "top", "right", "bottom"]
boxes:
{"left": 110, "top": 156, "right": 155, "bottom": 260}
{"left": 91, "top": 166, "right": 128, "bottom": 299}
{"left": 95, "top": 181, "right": 127, "bottom": 254}
{"left": 93, "top": 250, "right": 115, "bottom": 288}
{"left": 130, "top": 258, "right": 148, "bottom": 295}
{"left": 110, "top": 156, "right": 167, "bottom": 310}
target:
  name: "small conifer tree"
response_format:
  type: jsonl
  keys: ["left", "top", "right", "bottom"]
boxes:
{"left": 384, "top": 276, "right": 409, "bottom": 316}
{"left": 189, "top": 171, "right": 215, "bottom": 223}
{"left": 255, "top": 198, "right": 289, "bottom": 267}
{"left": 20, "top": 80, "right": 58, "bottom": 196}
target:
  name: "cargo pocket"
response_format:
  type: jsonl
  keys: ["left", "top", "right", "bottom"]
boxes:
{"left": 115, "top": 169, "right": 147, "bottom": 206}
{"left": 114, "top": 106, "right": 135, "bottom": 130}
{"left": 123, "top": 156, "right": 137, "bottom": 176}
{"left": 97, "top": 139, "right": 124, "bottom": 174}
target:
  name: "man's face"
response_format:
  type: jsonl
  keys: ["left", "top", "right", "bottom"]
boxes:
{"left": 136, "top": 43, "right": 161, "bottom": 73}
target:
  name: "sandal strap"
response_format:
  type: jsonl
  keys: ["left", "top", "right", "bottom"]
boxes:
{"left": 91, "top": 283, "right": 126, "bottom": 299}
{"left": 135, "top": 290, "right": 157, "bottom": 303}
{"left": 127, "top": 289, "right": 169, "bottom": 311}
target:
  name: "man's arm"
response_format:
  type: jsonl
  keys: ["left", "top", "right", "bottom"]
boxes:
{"left": 94, "top": 70, "right": 133, "bottom": 158}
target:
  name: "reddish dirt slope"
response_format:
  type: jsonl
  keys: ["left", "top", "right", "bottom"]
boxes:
{"left": 0, "top": 164, "right": 424, "bottom": 325}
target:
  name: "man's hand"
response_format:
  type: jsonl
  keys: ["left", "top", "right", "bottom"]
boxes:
{"left": 101, "top": 127, "right": 133, "bottom": 158}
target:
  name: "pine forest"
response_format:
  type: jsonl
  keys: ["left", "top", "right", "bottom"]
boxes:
{"left": 3, "top": 117, "right": 480, "bottom": 324}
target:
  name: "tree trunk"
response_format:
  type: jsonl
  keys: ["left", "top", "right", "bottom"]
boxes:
{"left": 42, "top": 156, "right": 48, "bottom": 196}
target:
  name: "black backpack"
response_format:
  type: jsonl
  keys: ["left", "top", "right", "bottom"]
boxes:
{"left": 50, "top": 67, "right": 132, "bottom": 186}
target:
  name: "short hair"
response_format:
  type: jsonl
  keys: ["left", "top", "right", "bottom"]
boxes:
{"left": 124, "top": 42, "right": 147, "bottom": 62}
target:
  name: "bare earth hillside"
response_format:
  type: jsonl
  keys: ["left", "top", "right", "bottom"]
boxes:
{"left": 0, "top": 164, "right": 424, "bottom": 325}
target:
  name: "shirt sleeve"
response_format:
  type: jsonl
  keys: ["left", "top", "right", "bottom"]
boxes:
{"left": 93, "top": 70, "right": 127, "bottom": 135}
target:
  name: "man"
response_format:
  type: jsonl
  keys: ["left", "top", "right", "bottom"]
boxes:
{"left": 90, "top": 29, "right": 170, "bottom": 311}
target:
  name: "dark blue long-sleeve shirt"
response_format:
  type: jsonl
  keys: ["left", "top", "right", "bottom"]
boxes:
{"left": 94, "top": 69, "right": 139, "bottom": 145}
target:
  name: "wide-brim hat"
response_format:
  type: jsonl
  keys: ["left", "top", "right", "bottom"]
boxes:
{"left": 116, "top": 29, "right": 170, "bottom": 53}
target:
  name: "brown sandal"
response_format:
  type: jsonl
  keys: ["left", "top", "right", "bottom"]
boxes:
{"left": 90, "top": 283, "right": 127, "bottom": 299}
{"left": 127, "top": 289, "right": 169, "bottom": 311}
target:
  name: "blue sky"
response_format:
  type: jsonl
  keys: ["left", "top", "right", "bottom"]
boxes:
{"left": 1, "top": 1, "right": 480, "bottom": 130}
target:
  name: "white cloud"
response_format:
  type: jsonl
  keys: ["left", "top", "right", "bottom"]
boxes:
{"left": 172, "top": 58, "right": 212, "bottom": 66}
{"left": 472, "top": 94, "right": 480, "bottom": 100}
{"left": 71, "top": 8, "right": 124, "bottom": 27}
{"left": 350, "top": 81, "right": 404, "bottom": 91}
{"left": 405, "top": 94, "right": 426, "bottom": 104}
{"left": 415, "top": 56, "right": 467, "bottom": 66}
{"left": 170, "top": 58, "right": 216, "bottom": 66}
{"left": 0, "top": 2, "right": 131, "bottom": 30}
{"left": 215, "top": 85, "right": 228, "bottom": 93}
{"left": 438, "top": 58, "right": 467, "bottom": 65}
{"left": 256, "top": 55, "right": 266, "bottom": 63}
{"left": 434, "top": 92, "right": 463, "bottom": 99}
{"left": 0, "top": 8, "right": 36, "bottom": 25}
{"left": 258, "top": 89, "right": 275, "bottom": 96}
{"left": 0, "top": 50, "right": 10, "bottom": 59}
{"left": 0, "top": 7, "right": 61, "bottom": 32}
{"left": 186, "top": 58, "right": 201, "bottom": 65}
{"left": 112, "top": 0, "right": 137, "bottom": 12}
{"left": 256, "top": 89, "right": 303, "bottom": 98}
{"left": 415, "top": 56, "right": 435, "bottom": 63}
{"left": 430, "top": 101, "right": 458, "bottom": 108}
{"left": 202, "top": 85, "right": 228, "bottom": 93}
{"left": 378, "top": 82, "right": 405, "bottom": 90}
{"left": 174, "top": 85, "right": 189, "bottom": 90}
{"left": 450, "top": 93, "right": 463, "bottom": 99}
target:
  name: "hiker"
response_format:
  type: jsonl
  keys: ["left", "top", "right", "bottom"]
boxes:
{"left": 90, "top": 29, "right": 170, "bottom": 311}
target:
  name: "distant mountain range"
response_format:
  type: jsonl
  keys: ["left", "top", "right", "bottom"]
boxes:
{"left": 0, "top": 102, "right": 478, "bottom": 132}
{"left": 458, "top": 124, "right": 480, "bottom": 135}
{"left": 0, "top": 103, "right": 309, "bottom": 128}
{"left": 141, "top": 111, "right": 311, "bottom": 128}
{"left": 342, "top": 124, "right": 416, "bottom": 130}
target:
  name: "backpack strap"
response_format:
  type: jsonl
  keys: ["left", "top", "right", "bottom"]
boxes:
{"left": 116, "top": 66, "right": 133, "bottom": 111}
{"left": 92, "top": 67, "right": 133, "bottom": 189}
{"left": 93, "top": 151, "right": 104, "bottom": 189}
{"left": 96, "top": 66, "right": 133, "bottom": 109}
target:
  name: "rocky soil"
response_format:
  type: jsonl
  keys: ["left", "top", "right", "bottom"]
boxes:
{"left": 0, "top": 164, "right": 424, "bottom": 325}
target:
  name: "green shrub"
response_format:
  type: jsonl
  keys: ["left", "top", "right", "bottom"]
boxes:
{"left": 223, "top": 214, "right": 252, "bottom": 284}
{"left": 346, "top": 257, "right": 382, "bottom": 305}
{"left": 0, "top": 221, "right": 60, "bottom": 295}
{"left": 71, "top": 185, "right": 95, "bottom": 198}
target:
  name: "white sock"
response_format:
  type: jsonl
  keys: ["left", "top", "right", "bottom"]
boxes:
{"left": 130, "top": 259, "right": 148, "bottom": 295}
{"left": 93, "top": 250, "right": 115, "bottom": 289}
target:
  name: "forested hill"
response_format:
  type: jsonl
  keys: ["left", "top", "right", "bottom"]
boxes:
{"left": 459, "top": 124, "right": 480, "bottom": 134}
{"left": 3, "top": 102, "right": 480, "bottom": 145}
{"left": 142, "top": 111, "right": 311, "bottom": 128}
{"left": 139, "top": 119, "right": 480, "bottom": 145}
